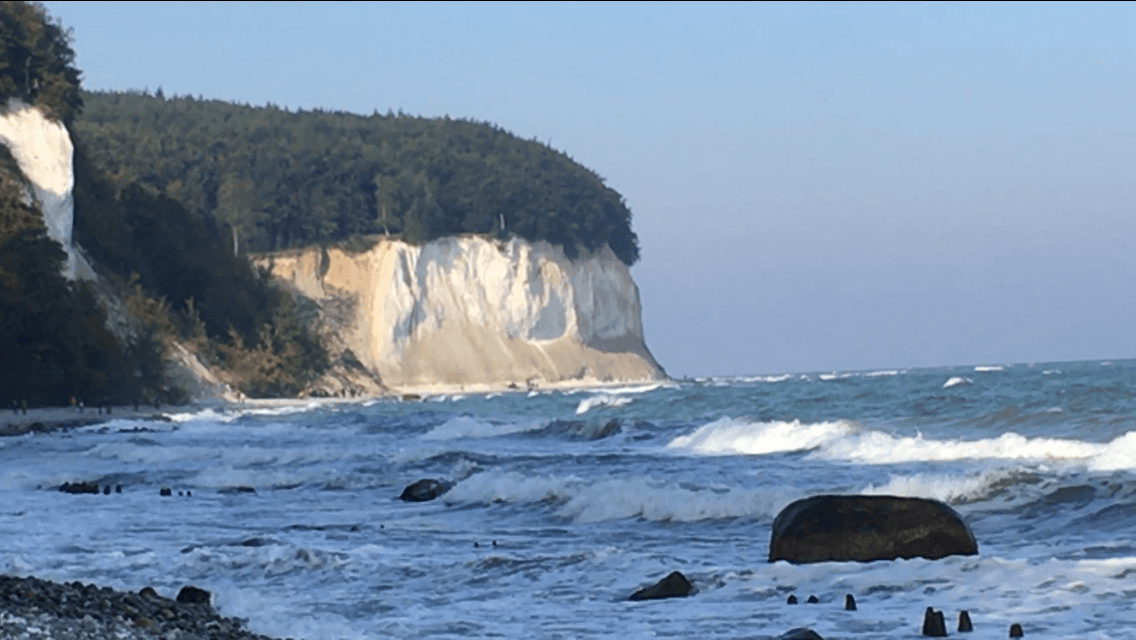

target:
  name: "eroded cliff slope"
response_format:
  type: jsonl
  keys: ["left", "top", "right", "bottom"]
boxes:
{"left": 0, "top": 99, "right": 77, "bottom": 278}
{"left": 256, "top": 236, "right": 665, "bottom": 391}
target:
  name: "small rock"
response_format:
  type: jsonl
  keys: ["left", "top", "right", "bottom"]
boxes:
{"left": 787, "top": 594, "right": 798, "bottom": 604}
{"left": 175, "top": 585, "right": 211, "bottom": 605}
{"left": 628, "top": 570, "right": 694, "bottom": 601}
{"left": 806, "top": 594, "right": 819, "bottom": 604}
{"left": 845, "top": 593, "right": 856, "bottom": 611}
{"left": 103, "top": 485, "right": 111, "bottom": 495}
{"left": 159, "top": 487, "right": 172, "bottom": 497}
{"left": 1010, "top": 622, "right": 1024, "bottom": 638}
{"left": 959, "top": 610, "right": 973, "bottom": 632}
{"left": 138, "top": 586, "right": 159, "bottom": 599}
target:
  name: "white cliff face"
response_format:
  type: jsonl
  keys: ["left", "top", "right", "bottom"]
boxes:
{"left": 0, "top": 99, "right": 76, "bottom": 278}
{"left": 258, "top": 236, "right": 665, "bottom": 391}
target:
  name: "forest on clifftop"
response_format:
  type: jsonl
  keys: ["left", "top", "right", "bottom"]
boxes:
{"left": 74, "top": 90, "right": 641, "bottom": 265}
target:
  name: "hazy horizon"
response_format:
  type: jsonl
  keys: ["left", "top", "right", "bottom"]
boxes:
{"left": 43, "top": 1, "right": 1136, "bottom": 377}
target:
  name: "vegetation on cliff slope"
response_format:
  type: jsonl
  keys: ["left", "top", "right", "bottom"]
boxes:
{"left": 73, "top": 90, "right": 641, "bottom": 265}
{"left": 0, "top": 1, "right": 326, "bottom": 403}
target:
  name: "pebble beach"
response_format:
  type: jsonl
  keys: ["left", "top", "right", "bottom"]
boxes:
{"left": 0, "top": 574, "right": 283, "bottom": 640}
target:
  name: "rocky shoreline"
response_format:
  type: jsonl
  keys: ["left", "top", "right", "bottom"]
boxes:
{"left": 0, "top": 574, "right": 285, "bottom": 640}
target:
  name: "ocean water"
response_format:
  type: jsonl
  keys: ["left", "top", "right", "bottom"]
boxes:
{"left": 3, "top": 359, "right": 1136, "bottom": 639}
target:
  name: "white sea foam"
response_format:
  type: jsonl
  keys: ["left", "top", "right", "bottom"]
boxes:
{"left": 575, "top": 395, "right": 633, "bottom": 414}
{"left": 556, "top": 476, "right": 790, "bottom": 523}
{"left": 667, "top": 418, "right": 1136, "bottom": 470}
{"left": 866, "top": 369, "right": 901, "bottom": 377}
{"left": 444, "top": 470, "right": 792, "bottom": 522}
{"left": 420, "top": 415, "right": 542, "bottom": 440}
{"left": 1087, "top": 431, "right": 1136, "bottom": 471}
{"left": 443, "top": 470, "right": 575, "bottom": 504}
{"left": 974, "top": 365, "right": 1004, "bottom": 372}
{"left": 666, "top": 417, "right": 858, "bottom": 456}
{"left": 943, "top": 376, "right": 972, "bottom": 388}
{"left": 818, "top": 430, "right": 1103, "bottom": 465}
{"left": 735, "top": 374, "right": 793, "bottom": 384}
{"left": 818, "top": 372, "right": 854, "bottom": 381}
{"left": 861, "top": 469, "right": 1015, "bottom": 504}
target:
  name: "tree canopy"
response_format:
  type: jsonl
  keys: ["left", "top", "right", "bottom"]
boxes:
{"left": 73, "top": 91, "right": 641, "bottom": 264}
{"left": 0, "top": 1, "right": 82, "bottom": 122}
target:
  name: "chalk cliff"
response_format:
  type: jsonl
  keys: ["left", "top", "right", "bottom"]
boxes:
{"left": 255, "top": 236, "right": 665, "bottom": 392}
{"left": 0, "top": 99, "right": 78, "bottom": 279}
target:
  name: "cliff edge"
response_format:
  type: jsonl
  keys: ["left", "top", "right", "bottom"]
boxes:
{"left": 255, "top": 236, "right": 665, "bottom": 393}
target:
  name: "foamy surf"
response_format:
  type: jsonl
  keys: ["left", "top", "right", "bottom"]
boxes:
{"left": 420, "top": 415, "right": 543, "bottom": 440}
{"left": 575, "top": 395, "right": 634, "bottom": 414}
{"left": 444, "top": 470, "right": 791, "bottom": 522}
{"left": 861, "top": 469, "right": 1018, "bottom": 504}
{"left": 5, "top": 359, "right": 1136, "bottom": 640}
{"left": 666, "top": 418, "right": 859, "bottom": 456}
{"left": 667, "top": 417, "right": 1136, "bottom": 470}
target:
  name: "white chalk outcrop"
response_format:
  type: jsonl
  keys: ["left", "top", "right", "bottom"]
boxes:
{"left": 256, "top": 236, "right": 665, "bottom": 392}
{"left": 0, "top": 99, "right": 77, "bottom": 278}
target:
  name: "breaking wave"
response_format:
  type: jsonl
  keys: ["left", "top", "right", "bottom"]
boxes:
{"left": 667, "top": 418, "right": 1136, "bottom": 469}
{"left": 443, "top": 470, "right": 793, "bottom": 523}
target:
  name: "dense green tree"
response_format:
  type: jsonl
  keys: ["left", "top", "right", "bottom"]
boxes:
{"left": 73, "top": 91, "right": 641, "bottom": 265}
{"left": 0, "top": 1, "right": 82, "bottom": 122}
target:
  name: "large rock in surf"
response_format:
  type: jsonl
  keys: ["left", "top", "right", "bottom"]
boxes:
{"left": 399, "top": 478, "right": 450, "bottom": 502}
{"left": 628, "top": 570, "right": 694, "bottom": 601}
{"left": 769, "top": 495, "right": 978, "bottom": 564}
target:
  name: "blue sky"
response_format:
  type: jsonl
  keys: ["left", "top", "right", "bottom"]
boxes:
{"left": 43, "top": 1, "right": 1136, "bottom": 376}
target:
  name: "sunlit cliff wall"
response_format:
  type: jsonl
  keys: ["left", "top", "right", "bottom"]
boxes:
{"left": 256, "top": 236, "right": 665, "bottom": 391}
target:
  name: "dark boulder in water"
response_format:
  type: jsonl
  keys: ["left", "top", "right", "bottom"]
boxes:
{"left": 777, "top": 628, "right": 825, "bottom": 640}
{"left": 399, "top": 478, "right": 450, "bottom": 502}
{"left": 628, "top": 570, "right": 694, "bottom": 601}
{"left": 175, "top": 585, "right": 211, "bottom": 605}
{"left": 59, "top": 481, "right": 99, "bottom": 494}
{"left": 769, "top": 495, "right": 978, "bottom": 564}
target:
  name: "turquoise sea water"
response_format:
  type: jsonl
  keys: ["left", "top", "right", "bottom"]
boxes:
{"left": 2, "top": 359, "right": 1135, "bottom": 639}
